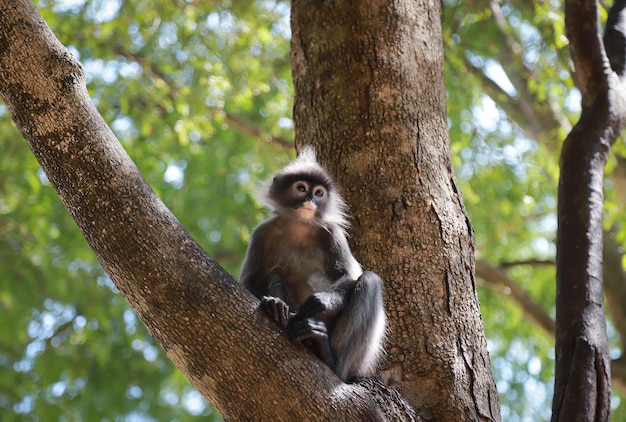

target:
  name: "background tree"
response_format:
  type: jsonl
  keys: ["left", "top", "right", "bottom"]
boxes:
{"left": 553, "top": 0, "right": 626, "bottom": 419}
{"left": 1, "top": 0, "right": 626, "bottom": 420}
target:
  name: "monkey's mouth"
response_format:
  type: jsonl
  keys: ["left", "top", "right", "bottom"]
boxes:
{"left": 297, "top": 202, "right": 317, "bottom": 219}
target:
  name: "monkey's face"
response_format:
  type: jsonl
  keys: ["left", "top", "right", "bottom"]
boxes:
{"left": 292, "top": 180, "right": 328, "bottom": 220}
{"left": 268, "top": 175, "right": 331, "bottom": 222}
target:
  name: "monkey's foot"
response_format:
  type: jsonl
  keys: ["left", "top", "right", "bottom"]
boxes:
{"left": 288, "top": 317, "right": 335, "bottom": 369}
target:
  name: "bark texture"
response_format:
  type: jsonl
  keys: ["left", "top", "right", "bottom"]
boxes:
{"left": 291, "top": 1, "right": 500, "bottom": 420}
{"left": 0, "top": 1, "right": 415, "bottom": 420}
{"left": 553, "top": 0, "right": 626, "bottom": 420}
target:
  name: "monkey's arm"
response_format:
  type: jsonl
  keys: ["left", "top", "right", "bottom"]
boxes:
{"left": 289, "top": 272, "right": 386, "bottom": 381}
{"left": 240, "top": 222, "right": 293, "bottom": 327}
{"left": 262, "top": 273, "right": 293, "bottom": 328}
{"left": 331, "top": 231, "right": 363, "bottom": 280}
{"left": 239, "top": 227, "right": 267, "bottom": 296}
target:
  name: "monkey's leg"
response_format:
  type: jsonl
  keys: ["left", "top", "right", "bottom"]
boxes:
{"left": 294, "top": 274, "right": 353, "bottom": 319}
{"left": 286, "top": 278, "right": 350, "bottom": 368}
{"left": 330, "top": 271, "right": 386, "bottom": 381}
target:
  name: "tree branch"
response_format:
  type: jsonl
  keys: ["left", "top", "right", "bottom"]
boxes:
{"left": 476, "top": 259, "right": 555, "bottom": 336}
{"left": 459, "top": 55, "right": 542, "bottom": 141}
{"left": 565, "top": 0, "right": 611, "bottom": 101}
{"left": 488, "top": 0, "right": 572, "bottom": 139}
{"left": 223, "top": 112, "right": 293, "bottom": 148}
{"left": 451, "top": 2, "right": 571, "bottom": 145}
{"left": 488, "top": 0, "right": 531, "bottom": 97}
{"left": 478, "top": 253, "right": 626, "bottom": 392}
{"left": 498, "top": 259, "right": 555, "bottom": 268}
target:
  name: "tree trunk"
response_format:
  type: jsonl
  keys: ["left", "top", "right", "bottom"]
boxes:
{"left": 291, "top": 1, "right": 500, "bottom": 420}
{"left": 552, "top": 0, "right": 626, "bottom": 420}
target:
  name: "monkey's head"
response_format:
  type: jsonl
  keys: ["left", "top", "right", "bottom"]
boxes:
{"left": 262, "top": 146, "right": 349, "bottom": 229}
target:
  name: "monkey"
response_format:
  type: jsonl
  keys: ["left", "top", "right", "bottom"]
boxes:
{"left": 239, "top": 146, "right": 386, "bottom": 382}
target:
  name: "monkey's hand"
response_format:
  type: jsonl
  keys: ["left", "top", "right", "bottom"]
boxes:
{"left": 288, "top": 317, "right": 335, "bottom": 370}
{"left": 295, "top": 291, "right": 344, "bottom": 321}
{"left": 261, "top": 296, "right": 293, "bottom": 328}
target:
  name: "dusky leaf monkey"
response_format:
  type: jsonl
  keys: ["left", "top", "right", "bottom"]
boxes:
{"left": 240, "top": 147, "right": 385, "bottom": 381}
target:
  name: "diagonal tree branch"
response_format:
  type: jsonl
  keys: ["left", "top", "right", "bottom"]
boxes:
{"left": 451, "top": 2, "right": 571, "bottom": 146}
{"left": 488, "top": 0, "right": 572, "bottom": 137}
{"left": 478, "top": 251, "right": 626, "bottom": 393}
{"left": 476, "top": 259, "right": 555, "bottom": 337}
{"left": 565, "top": 0, "right": 611, "bottom": 101}
{"left": 223, "top": 112, "right": 292, "bottom": 148}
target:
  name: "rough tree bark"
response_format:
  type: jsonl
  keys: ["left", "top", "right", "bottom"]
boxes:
{"left": 553, "top": 0, "right": 626, "bottom": 420}
{"left": 291, "top": 1, "right": 500, "bottom": 420}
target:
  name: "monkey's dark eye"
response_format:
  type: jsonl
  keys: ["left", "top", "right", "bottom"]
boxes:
{"left": 295, "top": 183, "right": 307, "bottom": 193}
{"left": 315, "top": 189, "right": 325, "bottom": 197}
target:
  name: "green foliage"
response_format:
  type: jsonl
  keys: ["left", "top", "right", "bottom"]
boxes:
{"left": 2, "top": 0, "right": 625, "bottom": 420}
